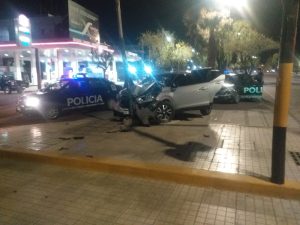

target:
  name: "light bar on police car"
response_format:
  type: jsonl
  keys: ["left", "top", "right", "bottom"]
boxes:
{"left": 144, "top": 65, "right": 152, "bottom": 74}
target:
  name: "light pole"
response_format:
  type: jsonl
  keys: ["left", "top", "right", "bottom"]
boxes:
{"left": 115, "top": 0, "right": 128, "bottom": 86}
{"left": 115, "top": 0, "right": 134, "bottom": 127}
{"left": 271, "top": 0, "right": 299, "bottom": 184}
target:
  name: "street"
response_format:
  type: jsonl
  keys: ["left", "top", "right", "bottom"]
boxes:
{"left": 263, "top": 72, "right": 300, "bottom": 124}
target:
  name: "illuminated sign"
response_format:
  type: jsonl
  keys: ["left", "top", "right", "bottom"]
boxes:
{"left": 242, "top": 86, "right": 263, "bottom": 97}
{"left": 15, "top": 14, "right": 31, "bottom": 47}
{"left": 68, "top": 0, "right": 100, "bottom": 45}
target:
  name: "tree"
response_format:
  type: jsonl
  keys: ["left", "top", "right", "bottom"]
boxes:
{"left": 139, "top": 29, "right": 193, "bottom": 71}
{"left": 223, "top": 20, "right": 279, "bottom": 73}
{"left": 184, "top": 6, "right": 279, "bottom": 72}
{"left": 91, "top": 48, "right": 113, "bottom": 77}
{"left": 184, "top": 6, "right": 232, "bottom": 68}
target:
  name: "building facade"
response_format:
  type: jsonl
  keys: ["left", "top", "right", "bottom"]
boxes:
{"left": 0, "top": 0, "right": 106, "bottom": 87}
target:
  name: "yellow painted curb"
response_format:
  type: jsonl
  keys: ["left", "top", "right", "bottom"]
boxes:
{"left": 1, "top": 148, "right": 300, "bottom": 200}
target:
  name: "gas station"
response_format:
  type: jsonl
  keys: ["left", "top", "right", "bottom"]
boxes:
{"left": 0, "top": 0, "right": 140, "bottom": 88}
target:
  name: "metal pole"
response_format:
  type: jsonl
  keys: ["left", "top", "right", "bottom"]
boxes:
{"left": 115, "top": 0, "right": 134, "bottom": 123}
{"left": 35, "top": 48, "right": 42, "bottom": 90}
{"left": 271, "top": 0, "right": 299, "bottom": 184}
{"left": 115, "top": 0, "right": 129, "bottom": 86}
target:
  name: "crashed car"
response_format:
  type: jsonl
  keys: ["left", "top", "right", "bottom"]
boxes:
{"left": 214, "top": 72, "right": 263, "bottom": 103}
{"left": 114, "top": 68, "right": 225, "bottom": 123}
{"left": 17, "top": 77, "right": 119, "bottom": 119}
{"left": 155, "top": 69, "right": 225, "bottom": 120}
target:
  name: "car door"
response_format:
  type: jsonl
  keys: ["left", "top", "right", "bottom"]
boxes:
{"left": 172, "top": 73, "right": 210, "bottom": 110}
{"left": 88, "top": 79, "right": 106, "bottom": 106}
{"left": 61, "top": 80, "right": 88, "bottom": 110}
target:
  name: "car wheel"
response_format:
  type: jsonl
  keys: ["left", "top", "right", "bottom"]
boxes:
{"left": 155, "top": 101, "right": 174, "bottom": 123}
{"left": 200, "top": 104, "right": 212, "bottom": 116}
{"left": 233, "top": 94, "right": 240, "bottom": 104}
{"left": 44, "top": 104, "right": 60, "bottom": 119}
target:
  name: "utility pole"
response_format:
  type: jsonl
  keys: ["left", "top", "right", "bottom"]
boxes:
{"left": 115, "top": 0, "right": 127, "bottom": 79}
{"left": 115, "top": 0, "right": 134, "bottom": 126}
{"left": 272, "top": 0, "right": 299, "bottom": 184}
{"left": 35, "top": 48, "right": 42, "bottom": 90}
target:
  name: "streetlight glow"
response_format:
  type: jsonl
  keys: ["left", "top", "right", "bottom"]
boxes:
{"left": 214, "top": 0, "right": 247, "bottom": 11}
{"left": 166, "top": 36, "right": 172, "bottom": 43}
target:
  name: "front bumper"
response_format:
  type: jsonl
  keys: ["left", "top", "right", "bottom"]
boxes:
{"left": 214, "top": 87, "right": 237, "bottom": 101}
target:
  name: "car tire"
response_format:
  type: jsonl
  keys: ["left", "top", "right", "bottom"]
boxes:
{"left": 43, "top": 104, "right": 60, "bottom": 119}
{"left": 155, "top": 101, "right": 174, "bottom": 123}
{"left": 233, "top": 94, "right": 240, "bottom": 104}
{"left": 200, "top": 104, "right": 212, "bottom": 116}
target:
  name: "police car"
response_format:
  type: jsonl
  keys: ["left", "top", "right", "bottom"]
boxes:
{"left": 17, "top": 77, "right": 119, "bottom": 119}
{"left": 214, "top": 72, "right": 263, "bottom": 103}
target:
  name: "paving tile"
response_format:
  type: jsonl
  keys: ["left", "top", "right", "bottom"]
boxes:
{"left": 0, "top": 158, "right": 299, "bottom": 225}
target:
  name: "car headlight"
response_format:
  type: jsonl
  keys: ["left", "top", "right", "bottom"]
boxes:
{"left": 24, "top": 97, "right": 40, "bottom": 107}
{"left": 223, "top": 82, "right": 234, "bottom": 88}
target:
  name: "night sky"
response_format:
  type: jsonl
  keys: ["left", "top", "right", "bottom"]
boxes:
{"left": 0, "top": 0, "right": 287, "bottom": 48}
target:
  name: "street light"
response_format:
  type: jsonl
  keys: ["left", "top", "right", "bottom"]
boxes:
{"left": 214, "top": 0, "right": 247, "bottom": 12}
{"left": 166, "top": 35, "right": 172, "bottom": 43}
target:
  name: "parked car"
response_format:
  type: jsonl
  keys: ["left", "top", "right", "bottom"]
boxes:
{"left": 214, "top": 72, "right": 263, "bottom": 103}
{"left": 0, "top": 73, "right": 29, "bottom": 94}
{"left": 114, "top": 68, "right": 225, "bottom": 123}
{"left": 17, "top": 77, "right": 119, "bottom": 119}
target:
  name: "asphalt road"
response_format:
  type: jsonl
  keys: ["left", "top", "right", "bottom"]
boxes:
{"left": 0, "top": 93, "right": 19, "bottom": 120}
{"left": 263, "top": 72, "right": 300, "bottom": 124}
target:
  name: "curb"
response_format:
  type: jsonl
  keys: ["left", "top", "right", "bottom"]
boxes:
{"left": 1, "top": 149, "right": 300, "bottom": 200}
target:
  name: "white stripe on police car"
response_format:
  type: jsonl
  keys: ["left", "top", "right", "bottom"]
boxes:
{"left": 67, "top": 95, "right": 104, "bottom": 108}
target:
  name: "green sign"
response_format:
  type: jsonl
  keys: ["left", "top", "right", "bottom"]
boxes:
{"left": 15, "top": 14, "right": 31, "bottom": 47}
{"left": 68, "top": 0, "right": 100, "bottom": 44}
{"left": 242, "top": 85, "right": 263, "bottom": 97}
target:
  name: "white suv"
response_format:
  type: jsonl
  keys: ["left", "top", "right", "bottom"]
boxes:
{"left": 155, "top": 68, "right": 225, "bottom": 122}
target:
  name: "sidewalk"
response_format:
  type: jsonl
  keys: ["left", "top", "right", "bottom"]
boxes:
{"left": 0, "top": 100, "right": 300, "bottom": 199}
{"left": 1, "top": 157, "right": 300, "bottom": 225}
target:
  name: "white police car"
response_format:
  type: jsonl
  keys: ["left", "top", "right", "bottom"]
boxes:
{"left": 17, "top": 77, "right": 119, "bottom": 119}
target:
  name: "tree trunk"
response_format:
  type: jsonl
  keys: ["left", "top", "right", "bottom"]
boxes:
{"left": 207, "top": 28, "right": 217, "bottom": 68}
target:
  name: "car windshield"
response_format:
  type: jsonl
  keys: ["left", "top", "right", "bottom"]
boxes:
{"left": 129, "top": 75, "right": 162, "bottom": 97}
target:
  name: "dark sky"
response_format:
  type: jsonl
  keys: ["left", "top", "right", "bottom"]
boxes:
{"left": 0, "top": 0, "right": 284, "bottom": 47}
